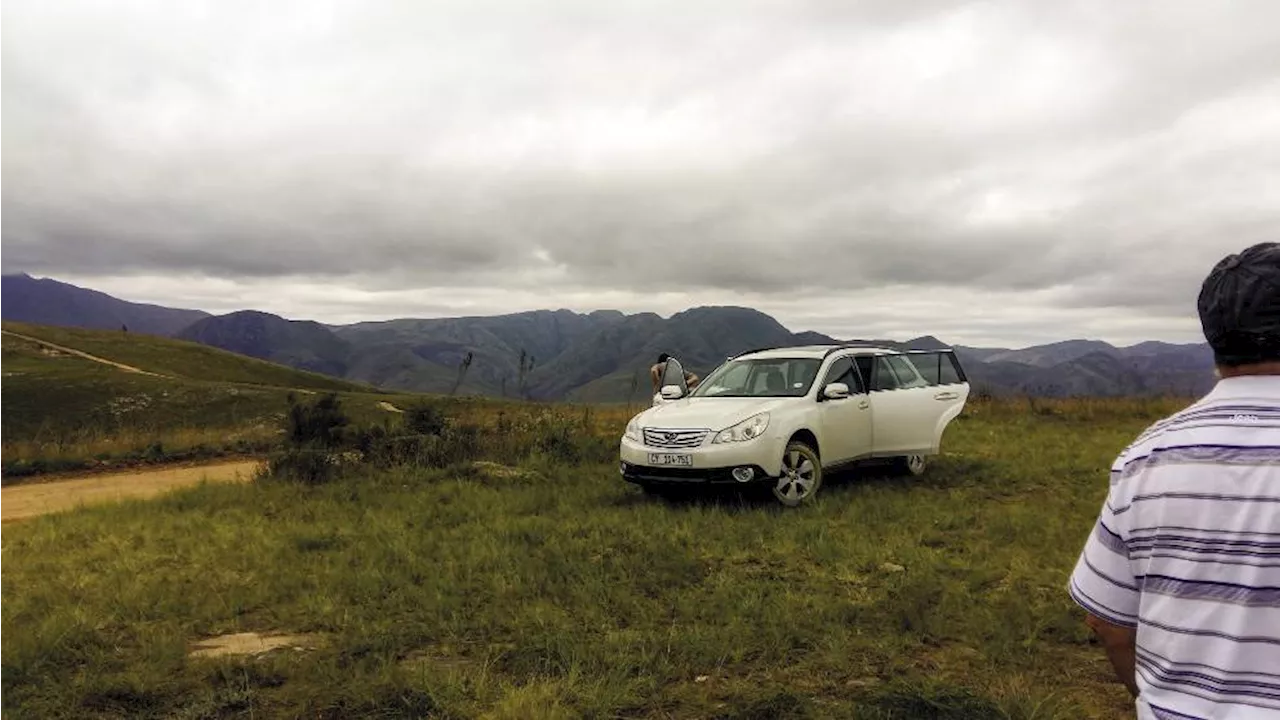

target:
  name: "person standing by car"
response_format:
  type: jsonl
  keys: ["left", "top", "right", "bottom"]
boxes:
{"left": 1067, "top": 241, "right": 1280, "bottom": 719}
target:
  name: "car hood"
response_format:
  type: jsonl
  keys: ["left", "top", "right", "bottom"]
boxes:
{"left": 639, "top": 397, "right": 793, "bottom": 431}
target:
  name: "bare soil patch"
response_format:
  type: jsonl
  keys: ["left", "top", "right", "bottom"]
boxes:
{"left": 188, "top": 632, "right": 323, "bottom": 659}
{"left": 1, "top": 459, "right": 262, "bottom": 522}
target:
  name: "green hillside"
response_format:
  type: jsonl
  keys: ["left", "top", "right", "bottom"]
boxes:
{"left": 0, "top": 323, "right": 403, "bottom": 479}
{"left": 2, "top": 321, "right": 372, "bottom": 392}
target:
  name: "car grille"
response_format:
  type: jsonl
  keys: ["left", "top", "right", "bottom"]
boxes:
{"left": 642, "top": 428, "right": 710, "bottom": 449}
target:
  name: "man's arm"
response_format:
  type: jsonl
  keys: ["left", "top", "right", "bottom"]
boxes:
{"left": 1085, "top": 613, "right": 1139, "bottom": 697}
{"left": 686, "top": 372, "right": 700, "bottom": 388}
{"left": 1067, "top": 470, "right": 1142, "bottom": 699}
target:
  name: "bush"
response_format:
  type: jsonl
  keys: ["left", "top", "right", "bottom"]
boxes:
{"left": 534, "top": 421, "right": 581, "bottom": 464}
{"left": 353, "top": 425, "right": 435, "bottom": 469}
{"left": 265, "top": 393, "right": 355, "bottom": 484}
{"left": 263, "top": 394, "right": 619, "bottom": 483}
{"left": 404, "top": 402, "right": 447, "bottom": 437}
{"left": 284, "top": 392, "right": 349, "bottom": 449}
{"left": 348, "top": 420, "right": 484, "bottom": 471}
{"left": 529, "top": 415, "right": 615, "bottom": 466}
{"left": 264, "top": 448, "right": 339, "bottom": 486}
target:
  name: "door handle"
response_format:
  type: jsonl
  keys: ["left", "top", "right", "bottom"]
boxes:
{"left": 858, "top": 400, "right": 870, "bottom": 409}
{"left": 934, "top": 392, "right": 958, "bottom": 401}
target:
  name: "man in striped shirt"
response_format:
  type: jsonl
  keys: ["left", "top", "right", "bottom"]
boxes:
{"left": 1069, "top": 242, "right": 1280, "bottom": 719}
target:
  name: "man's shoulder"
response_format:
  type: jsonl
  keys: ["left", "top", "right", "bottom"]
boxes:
{"left": 1116, "top": 400, "right": 1208, "bottom": 459}
{"left": 1111, "top": 386, "right": 1280, "bottom": 480}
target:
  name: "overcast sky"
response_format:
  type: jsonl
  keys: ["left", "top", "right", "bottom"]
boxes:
{"left": 4, "top": 0, "right": 1278, "bottom": 347}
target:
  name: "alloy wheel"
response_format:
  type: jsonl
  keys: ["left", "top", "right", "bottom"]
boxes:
{"left": 773, "top": 442, "right": 822, "bottom": 507}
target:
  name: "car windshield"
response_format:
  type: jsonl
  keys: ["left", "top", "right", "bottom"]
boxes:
{"left": 690, "top": 357, "right": 821, "bottom": 398}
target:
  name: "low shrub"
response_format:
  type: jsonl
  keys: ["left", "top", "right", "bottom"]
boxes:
{"left": 404, "top": 402, "right": 447, "bottom": 437}
{"left": 284, "top": 392, "right": 349, "bottom": 448}
{"left": 262, "top": 394, "right": 619, "bottom": 485}
{"left": 264, "top": 393, "right": 356, "bottom": 485}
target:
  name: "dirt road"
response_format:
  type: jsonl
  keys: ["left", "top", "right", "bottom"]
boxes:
{"left": 2, "top": 460, "right": 263, "bottom": 523}
{"left": 1, "top": 329, "right": 165, "bottom": 376}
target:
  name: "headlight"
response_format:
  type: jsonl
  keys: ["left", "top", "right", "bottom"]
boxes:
{"left": 712, "top": 413, "right": 770, "bottom": 444}
{"left": 624, "top": 417, "right": 642, "bottom": 441}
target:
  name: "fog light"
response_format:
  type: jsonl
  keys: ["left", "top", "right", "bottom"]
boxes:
{"left": 620, "top": 462, "right": 627, "bottom": 475}
{"left": 732, "top": 467, "right": 755, "bottom": 483}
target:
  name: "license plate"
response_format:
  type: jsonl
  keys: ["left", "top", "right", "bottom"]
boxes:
{"left": 648, "top": 453, "right": 692, "bottom": 467}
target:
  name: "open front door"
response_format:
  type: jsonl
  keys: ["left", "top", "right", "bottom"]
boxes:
{"left": 661, "top": 357, "right": 690, "bottom": 396}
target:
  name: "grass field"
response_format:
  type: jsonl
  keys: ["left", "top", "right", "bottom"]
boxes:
{"left": 1, "top": 393, "right": 1188, "bottom": 719}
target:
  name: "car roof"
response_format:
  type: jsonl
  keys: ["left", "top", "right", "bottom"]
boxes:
{"left": 734, "top": 344, "right": 902, "bottom": 360}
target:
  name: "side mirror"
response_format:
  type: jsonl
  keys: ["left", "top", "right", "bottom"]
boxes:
{"left": 660, "top": 384, "right": 685, "bottom": 400}
{"left": 822, "top": 382, "right": 850, "bottom": 400}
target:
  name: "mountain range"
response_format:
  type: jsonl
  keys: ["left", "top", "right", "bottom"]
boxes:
{"left": 1, "top": 273, "right": 1217, "bottom": 401}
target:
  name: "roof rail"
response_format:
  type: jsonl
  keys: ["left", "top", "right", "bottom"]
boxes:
{"left": 730, "top": 345, "right": 783, "bottom": 359}
{"left": 820, "top": 343, "right": 895, "bottom": 359}
{"left": 819, "top": 344, "right": 958, "bottom": 359}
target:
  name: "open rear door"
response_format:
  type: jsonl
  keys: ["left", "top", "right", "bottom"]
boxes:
{"left": 905, "top": 350, "right": 970, "bottom": 453}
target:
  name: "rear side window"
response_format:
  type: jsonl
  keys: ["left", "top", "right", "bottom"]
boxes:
{"left": 909, "top": 353, "right": 941, "bottom": 384}
{"left": 940, "top": 353, "right": 965, "bottom": 385}
{"left": 905, "top": 351, "right": 967, "bottom": 386}
{"left": 886, "top": 356, "right": 928, "bottom": 389}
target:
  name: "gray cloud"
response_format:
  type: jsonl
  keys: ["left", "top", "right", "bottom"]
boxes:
{"left": 3, "top": 0, "right": 1279, "bottom": 344}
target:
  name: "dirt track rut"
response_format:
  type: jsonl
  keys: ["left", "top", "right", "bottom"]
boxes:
{"left": 1, "top": 329, "right": 166, "bottom": 376}
{"left": 2, "top": 460, "right": 263, "bottom": 522}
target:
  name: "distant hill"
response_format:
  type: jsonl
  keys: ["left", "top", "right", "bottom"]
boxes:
{"left": 335, "top": 308, "right": 629, "bottom": 395}
{"left": 1, "top": 273, "right": 209, "bottom": 336}
{"left": 4, "top": 275, "right": 1219, "bottom": 401}
{"left": 525, "top": 306, "right": 807, "bottom": 400}
{"left": 177, "top": 310, "right": 354, "bottom": 378}
{"left": 979, "top": 339, "right": 1123, "bottom": 367}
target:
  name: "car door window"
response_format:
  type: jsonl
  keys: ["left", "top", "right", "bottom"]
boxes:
{"left": 822, "top": 356, "right": 863, "bottom": 394}
{"left": 871, "top": 357, "right": 901, "bottom": 392}
{"left": 909, "top": 353, "right": 941, "bottom": 385}
{"left": 855, "top": 356, "right": 874, "bottom": 389}
{"left": 661, "top": 358, "right": 689, "bottom": 393}
{"left": 939, "top": 352, "right": 965, "bottom": 385}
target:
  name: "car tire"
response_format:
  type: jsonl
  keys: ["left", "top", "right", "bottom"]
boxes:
{"left": 894, "top": 454, "right": 927, "bottom": 476}
{"left": 772, "top": 441, "right": 823, "bottom": 507}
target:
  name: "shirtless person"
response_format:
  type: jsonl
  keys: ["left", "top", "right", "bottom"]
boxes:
{"left": 650, "top": 353, "right": 700, "bottom": 396}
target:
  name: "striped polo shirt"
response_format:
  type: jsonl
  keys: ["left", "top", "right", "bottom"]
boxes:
{"left": 1069, "top": 374, "right": 1280, "bottom": 719}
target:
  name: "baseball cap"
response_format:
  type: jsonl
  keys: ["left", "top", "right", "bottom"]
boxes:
{"left": 1197, "top": 242, "right": 1280, "bottom": 366}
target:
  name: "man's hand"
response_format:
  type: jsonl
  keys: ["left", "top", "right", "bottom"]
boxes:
{"left": 1085, "top": 613, "right": 1139, "bottom": 698}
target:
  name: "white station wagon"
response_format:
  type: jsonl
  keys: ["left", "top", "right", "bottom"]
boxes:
{"left": 619, "top": 344, "right": 970, "bottom": 506}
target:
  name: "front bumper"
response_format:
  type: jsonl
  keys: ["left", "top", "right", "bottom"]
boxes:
{"left": 618, "top": 435, "right": 782, "bottom": 485}
{"left": 620, "top": 460, "right": 775, "bottom": 485}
